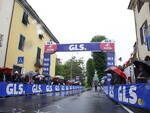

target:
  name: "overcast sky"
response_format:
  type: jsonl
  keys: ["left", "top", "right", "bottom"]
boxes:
{"left": 27, "top": 0, "right": 136, "bottom": 65}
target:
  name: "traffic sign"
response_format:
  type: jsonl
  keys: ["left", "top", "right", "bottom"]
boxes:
{"left": 17, "top": 57, "right": 24, "bottom": 64}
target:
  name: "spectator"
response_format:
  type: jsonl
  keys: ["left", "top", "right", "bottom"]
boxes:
{"left": 93, "top": 72, "right": 99, "bottom": 91}
{"left": 32, "top": 63, "right": 42, "bottom": 84}
{"left": 136, "top": 65, "right": 148, "bottom": 83}
{"left": 12, "top": 71, "right": 19, "bottom": 82}
{"left": 144, "top": 56, "right": 150, "bottom": 62}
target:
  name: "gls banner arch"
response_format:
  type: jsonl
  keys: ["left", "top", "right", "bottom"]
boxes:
{"left": 44, "top": 42, "right": 115, "bottom": 74}
{"left": 44, "top": 42, "right": 115, "bottom": 53}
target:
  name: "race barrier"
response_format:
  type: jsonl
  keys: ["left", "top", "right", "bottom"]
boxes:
{"left": 0, "top": 82, "right": 83, "bottom": 97}
{"left": 102, "top": 84, "right": 150, "bottom": 110}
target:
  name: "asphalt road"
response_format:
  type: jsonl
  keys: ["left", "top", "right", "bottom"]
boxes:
{"left": 0, "top": 89, "right": 148, "bottom": 113}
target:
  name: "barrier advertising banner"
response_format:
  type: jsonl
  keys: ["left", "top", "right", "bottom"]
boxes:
{"left": 102, "top": 84, "right": 150, "bottom": 110}
{"left": 0, "top": 82, "right": 83, "bottom": 97}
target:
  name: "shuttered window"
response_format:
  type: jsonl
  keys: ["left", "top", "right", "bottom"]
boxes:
{"left": 36, "top": 47, "right": 41, "bottom": 63}
{"left": 140, "top": 20, "right": 148, "bottom": 45}
{"left": 18, "top": 35, "right": 25, "bottom": 51}
{"left": 22, "top": 11, "right": 29, "bottom": 25}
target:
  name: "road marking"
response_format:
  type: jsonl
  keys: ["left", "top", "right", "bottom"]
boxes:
{"left": 120, "top": 104, "right": 134, "bottom": 113}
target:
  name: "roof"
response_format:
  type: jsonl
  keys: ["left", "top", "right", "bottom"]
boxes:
{"left": 128, "top": 0, "right": 136, "bottom": 10}
{"left": 18, "top": 0, "right": 59, "bottom": 43}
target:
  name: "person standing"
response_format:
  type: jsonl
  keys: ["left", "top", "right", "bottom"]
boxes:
{"left": 93, "top": 72, "right": 99, "bottom": 91}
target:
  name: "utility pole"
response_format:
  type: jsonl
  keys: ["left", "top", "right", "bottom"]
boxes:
{"left": 70, "top": 59, "right": 73, "bottom": 80}
{"left": 70, "top": 53, "right": 73, "bottom": 80}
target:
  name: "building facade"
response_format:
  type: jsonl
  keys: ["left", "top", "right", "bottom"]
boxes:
{"left": 0, "top": 0, "right": 59, "bottom": 76}
{"left": 128, "top": 0, "right": 150, "bottom": 60}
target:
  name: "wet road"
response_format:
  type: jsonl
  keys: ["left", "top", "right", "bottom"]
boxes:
{"left": 0, "top": 89, "right": 148, "bottom": 113}
{"left": 40, "top": 90, "right": 129, "bottom": 113}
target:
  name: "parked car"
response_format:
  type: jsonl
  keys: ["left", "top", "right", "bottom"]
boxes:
{"left": 66, "top": 80, "right": 74, "bottom": 85}
{"left": 52, "top": 75, "right": 65, "bottom": 85}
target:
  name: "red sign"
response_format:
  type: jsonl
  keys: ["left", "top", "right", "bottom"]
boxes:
{"left": 44, "top": 44, "right": 57, "bottom": 54}
{"left": 100, "top": 43, "right": 114, "bottom": 51}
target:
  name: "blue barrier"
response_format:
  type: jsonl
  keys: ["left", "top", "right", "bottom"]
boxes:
{"left": 102, "top": 84, "right": 150, "bottom": 110}
{"left": 0, "top": 82, "right": 83, "bottom": 97}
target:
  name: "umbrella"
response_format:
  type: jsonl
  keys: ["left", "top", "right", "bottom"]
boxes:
{"left": 101, "top": 76, "right": 107, "bottom": 80}
{"left": 42, "top": 73, "right": 50, "bottom": 77}
{"left": 133, "top": 60, "right": 150, "bottom": 71}
{"left": 105, "top": 67, "right": 112, "bottom": 73}
{"left": 36, "top": 75, "right": 45, "bottom": 78}
{"left": 0, "top": 68, "right": 13, "bottom": 75}
{"left": 105, "top": 66, "right": 127, "bottom": 78}
{"left": 56, "top": 75, "right": 64, "bottom": 80}
{"left": 25, "top": 71, "right": 37, "bottom": 77}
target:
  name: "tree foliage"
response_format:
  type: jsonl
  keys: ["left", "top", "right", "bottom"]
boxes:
{"left": 55, "top": 57, "right": 85, "bottom": 84}
{"left": 55, "top": 58, "right": 63, "bottom": 75}
{"left": 86, "top": 58, "right": 95, "bottom": 86}
{"left": 91, "top": 35, "right": 107, "bottom": 78}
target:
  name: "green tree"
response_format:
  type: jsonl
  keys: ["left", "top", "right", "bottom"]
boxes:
{"left": 91, "top": 35, "right": 107, "bottom": 78}
{"left": 86, "top": 58, "right": 95, "bottom": 86}
{"left": 55, "top": 58, "right": 63, "bottom": 75}
{"left": 64, "top": 56, "right": 85, "bottom": 83}
{"left": 55, "top": 57, "right": 85, "bottom": 84}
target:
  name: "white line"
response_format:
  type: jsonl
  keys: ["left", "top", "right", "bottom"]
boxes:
{"left": 120, "top": 104, "right": 134, "bottom": 113}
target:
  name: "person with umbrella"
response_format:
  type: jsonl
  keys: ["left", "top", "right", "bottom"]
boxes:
{"left": 133, "top": 60, "right": 150, "bottom": 83}
{"left": 105, "top": 66, "right": 126, "bottom": 85}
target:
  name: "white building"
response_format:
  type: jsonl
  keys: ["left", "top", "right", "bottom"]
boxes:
{"left": 0, "top": 0, "right": 15, "bottom": 67}
{"left": 128, "top": 0, "right": 150, "bottom": 60}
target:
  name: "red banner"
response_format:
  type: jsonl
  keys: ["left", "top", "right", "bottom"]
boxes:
{"left": 100, "top": 43, "right": 114, "bottom": 51}
{"left": 44, "top": 44, "right": 57, "bottom": 53}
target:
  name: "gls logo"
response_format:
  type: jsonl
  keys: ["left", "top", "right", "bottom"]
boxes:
{"left": 109, "top": 85, "right": 138, "bottom": 105}
{"left": 118, "top": 86, "right": 137, "bottom": 104}
{"left": 69, "top": 44, "right": 86, "bottom": 51}
{"left": 6, "top": 84, "right": 24, "bottom": 95}
{"left": 32, "top": 84, "right": 42, "bottom": 93}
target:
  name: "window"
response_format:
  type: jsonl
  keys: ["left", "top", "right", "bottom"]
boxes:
{"left": 137, "top": 0, "right": 144, "bottom": 13}
{"left": 140, "top": 20, "right": 148, "bottom": 45}
{"left": 36, "top": 47, "right": 41, "bottom": 63}
{"left": 18, "top": 35, "right": 25, "bottom": 51}
{"left": 22, "top": 11, "right": 29, "bottom": 25}
{"left": 0, "top": 34, "right": 3, "bottom": 47}
{"left": 149, "top": 2, "right": 150, "bottom": 12}
{"left": 39, "top": 34, "right": 43, "bottom": 40}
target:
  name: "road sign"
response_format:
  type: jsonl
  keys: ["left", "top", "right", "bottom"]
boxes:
{"left": 17, "top": 57, "right": 24, "bottom": 64}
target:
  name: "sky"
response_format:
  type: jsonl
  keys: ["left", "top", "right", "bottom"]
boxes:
{"left": 27, "top": 0, "right": 136, "bottom": 65}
